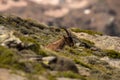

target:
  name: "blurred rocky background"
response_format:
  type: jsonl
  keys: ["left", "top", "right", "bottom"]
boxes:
{"left": 0, "top": 0, "right": 120, "bottom": 36}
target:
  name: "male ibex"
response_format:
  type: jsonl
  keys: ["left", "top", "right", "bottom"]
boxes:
{"left": 46, "top": 28, "right": 74, "bottom": 51}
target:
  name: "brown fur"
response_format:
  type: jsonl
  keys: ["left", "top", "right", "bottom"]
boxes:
{"left": 46, "top": 28, "right": 74, "bottom": 51}
{"left": 46, "top": 38, "right": 65, "bottom": 51}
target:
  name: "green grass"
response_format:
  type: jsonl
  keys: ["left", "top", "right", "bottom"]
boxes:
{"left": 104, "top": 50, "right": 120, "bottom": 59}
{"left": 57, "top": 71, "right": 86, "bottom": 80}
{"left": 0, "top": 15, "right": 46, "bottom": 29}
{"left": 31, "top": 62, "right": 45, "bottom": 74}
{"left": 14, "top": 31, "right": 41, "bottom": 54}
{"left": 71, "top": 28, "right": 103, "bottom": 36}
{"left": 80, "top": 39, "right": 95, "bottom": 48}
{"left": 74, "top": 59, "right": 93, "bottom": 69}
{"left": 64, "top": 46, "right": 81, "bottom": 55}
{"left": 0, "top": 46, "right": 26, "bottom": 71}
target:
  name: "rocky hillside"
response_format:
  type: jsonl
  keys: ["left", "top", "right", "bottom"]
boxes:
{"left": 1, "top": 0, "right": 120, "bottom": 36}
{"left": 0, "top": 15, "right": 120, "bottom": 80}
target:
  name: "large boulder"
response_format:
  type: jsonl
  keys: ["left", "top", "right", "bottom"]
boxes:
{"left": 0, "top": 26, "right": 22, "bottom": 47}
{"left": 42, "top": 56, "right": 78, "bottom": 73}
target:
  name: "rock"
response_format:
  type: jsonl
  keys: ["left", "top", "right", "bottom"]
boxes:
{"left": 72, "top": 31, "right": 120, "bottom": 52}
{"left": 38, "top": 76, "right": 48, "bottom": 80}
{"left": 0, "top": 26, "right": 22, "bottom": 48}
{"left": 42, "top": 56, "right": 57, "bottom": 64}
{"left": 0, "top": 68, "right": 27, "bottom": 80}
{"left": 101, "top": 57, "right": 120, "bottom": 68}
{"left": 43, "top": 56, "right": 79, "bottom": 73}
{"left": 57, "top": 77, "right": 80, "bottom": 80}
{"left": 19, "top": 50, "right": 42, "bottom": 62}
{"left": 0, "top": 26, "right": 37, "bottom": 50}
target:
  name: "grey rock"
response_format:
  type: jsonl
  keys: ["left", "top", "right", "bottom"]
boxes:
{"left": 0, "top": 26, "right": 22, "bottom": 48}
{"left": 42, "top": 56, "right": 57, "bottom": 62}
{"left": 0, "top": 68, "right": 27, "bottom": 80}
{"left": 57, "top": 77, "right": 80, "bottom": 80}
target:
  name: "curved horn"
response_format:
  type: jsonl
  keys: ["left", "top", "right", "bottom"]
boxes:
{"left": 61, "top": 27, "right": 71, "bottom": 37}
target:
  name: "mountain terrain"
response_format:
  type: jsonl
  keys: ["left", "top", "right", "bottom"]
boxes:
{"left": 0, "top": 15, "right": 120, "bottom": 80}
{"left": 0, "top": 0, "right": 120, "bottom": 36}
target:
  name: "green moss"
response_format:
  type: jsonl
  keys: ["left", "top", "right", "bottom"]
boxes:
{"left": 19, "top": 35, "right": 37, "bottom": 43}
{"left": 25, "top": 18, "right": 47, "bottom": 29}
{"left": 57, "top": 71, "right": 86, "bottom": 80}
{"left": 0, "top": 46, "right": 26, "bottom": 71}
{"left": 32, "top": 62, "right": 45, "bottom": 74}
{"left": 64, "top": 46, "right": 80, "bottom": 55}
{"left": 0, "top": 15, "right": 49, "bottom": 37}
{"left": 22, "top": 38, "right": 40, "bottom": 54}
{"left": 0, "top": 15, "right": 46, "bottom": 29}
{"left": 37, "top": 49, "right": 49, "bottom": 56}
{"left": 15, "top": 32, "right": 40, "bottom": 53}
{"left": 71, "top": 28, "right": 103, "bottom": 36}
{"left": 20, "top": 36, "right": 49, "bottom": 56}
{"left": 26, "top": 73, "right": 39, "bottom": 80}
{"left": 74, "top": 59, "right": 92, "bottom": 69}
{"left": 80, "top": 39, "right": 95, "bottom": 48}
{"left": 47, "top": 75, "right": 56, "bottom": 80}
{"left": 104, "top": 50, "right": 120, "bottom": 59}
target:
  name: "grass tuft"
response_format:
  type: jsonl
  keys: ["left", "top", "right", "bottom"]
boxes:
{"left": 71, "top": 28, "right": 103, "bottom": 36}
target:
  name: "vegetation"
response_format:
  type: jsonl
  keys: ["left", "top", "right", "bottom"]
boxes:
{"left": 71, "top": 28, "right": 103, "bottom": 36}
{"left": 0, "top": 15, "right": 46, "bottom": 29}
{"left": 74, "top": 59, "right": 93, "bottom": 69}
{"left": 57, "top": 71, "right": 86, "bottom": 80}
{"left": 104, "top": 50, "right": 120, "bottom": 59}
{"left": 80, "top": 39, "right": 95, "bottom": 48}
{"left": 0, "top": 46, "right": 26, "bottom": 71}
{"left": 0, "top": 15, "right": 120, "bottom": 80}
{"left": 0, "top": 45, "right": 46, "bottom": 72}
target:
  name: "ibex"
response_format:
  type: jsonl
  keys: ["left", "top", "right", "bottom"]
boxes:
{"left": 46, "top": 28, "right": 74, "bottom": 51}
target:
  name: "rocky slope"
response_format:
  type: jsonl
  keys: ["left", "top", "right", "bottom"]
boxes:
{"left": 0, "top": 0, "right": 120, "bottom": 36}
{"left": 0, "top": 15, "right": 120, "bottom": 80}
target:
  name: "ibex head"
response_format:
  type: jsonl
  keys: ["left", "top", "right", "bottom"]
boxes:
{"left": 62, "top": 27, "right": 74, "bottom": 47}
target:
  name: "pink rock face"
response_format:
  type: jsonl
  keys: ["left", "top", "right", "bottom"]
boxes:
{"left": 0, "top": 0, "right": 27, "bottom": 11}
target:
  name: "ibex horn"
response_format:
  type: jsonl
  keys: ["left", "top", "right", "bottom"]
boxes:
{"left": 60, "top": 27, "right": 71, "bottom": 37}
